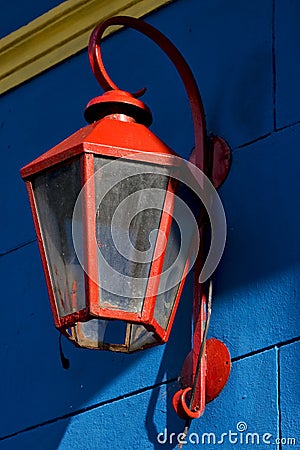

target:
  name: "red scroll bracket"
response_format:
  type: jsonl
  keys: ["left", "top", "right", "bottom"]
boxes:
{"left": 172, "top": 144, "right": 231, "bottom": 421}
{"left": 87, "top": 15, "right": 231, "bottom": 421}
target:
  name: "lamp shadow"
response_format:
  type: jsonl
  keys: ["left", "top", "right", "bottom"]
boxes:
{"left": 145, "top": 274, "right": 193, "bottom": 450}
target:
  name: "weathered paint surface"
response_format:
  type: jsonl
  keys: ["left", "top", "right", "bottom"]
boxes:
{"left": 0, "top": 0, "right": 299, "bottom": 448}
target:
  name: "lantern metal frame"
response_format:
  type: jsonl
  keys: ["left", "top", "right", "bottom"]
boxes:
{"left": 21, "top": 110, "right": 189, "bottom": 351}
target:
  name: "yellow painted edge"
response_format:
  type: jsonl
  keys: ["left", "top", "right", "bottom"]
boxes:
{"left": 0, "top": 0, "right": 173, "bottom": 95}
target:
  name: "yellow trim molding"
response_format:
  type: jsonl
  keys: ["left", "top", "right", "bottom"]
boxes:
{"left": 0, "top": 0, "right": 172, "bottom": 95}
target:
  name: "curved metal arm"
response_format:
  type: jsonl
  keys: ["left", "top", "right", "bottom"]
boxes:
{"left": 88, "top": 15, "right": 208, "bottom": 174}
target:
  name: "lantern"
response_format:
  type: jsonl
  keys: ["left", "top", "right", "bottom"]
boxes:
{"left": 20, "top": 16, "right": 231, "bottom": 357}
{"left": 21, "top": 89, "right": 193, "bottom": 352}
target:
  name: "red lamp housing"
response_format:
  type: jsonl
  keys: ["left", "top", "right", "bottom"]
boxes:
{"left": 21, "top": 88, "right": 196, "bottom": 352}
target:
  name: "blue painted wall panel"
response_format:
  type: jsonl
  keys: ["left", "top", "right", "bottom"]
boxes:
{"left": 210, "top": 125, "right": 300, "bottom": 357}
{"left": 2, "top": 350, "right": 278, "bottom": 450}
{"left": 275, "top": 0, "right": 300, "bottom": 129}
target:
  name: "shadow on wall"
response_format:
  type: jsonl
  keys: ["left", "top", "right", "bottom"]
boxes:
{"left": 145, "top": 275, "right": 194, "bottom": 450}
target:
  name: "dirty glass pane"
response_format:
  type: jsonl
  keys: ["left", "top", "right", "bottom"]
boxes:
{"left": 154, "top": 182, "right": 200, "bottom": 330}
{"left": 32, "top": 160, "right": 85, "bottom": 318}
{"left": 74, "top": 319, "right": 107, "bottom": 347}
{"left": 129, "top": 324, "right": 158, "bottom": 352}
{"left": 154, "top": 219, "right": 182, "bottom": 330}
{"left": 94, "top": 157, "right": 170, "bottom": 313}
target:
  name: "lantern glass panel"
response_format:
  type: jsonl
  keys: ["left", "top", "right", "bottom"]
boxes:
{"left": 128, "top": 324, "right": 158, "bottom": 351}
{"left": 154, "top": 183, "right": 200, "bottom": 330}
{"left": 32, "top": 159, "right": 85, "bottom": 318}
{"left": 77, "top": 319, "right": 107, "bottom": 344}
{"left": 94, "top": 157, "right": 170, "bottom": 313}
{"left": 154, "top": 219, "right": 182, "bottom": 330}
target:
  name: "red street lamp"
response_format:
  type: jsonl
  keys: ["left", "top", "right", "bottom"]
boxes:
{"left": 21, "top": 16, "right": 231, "bottom": 419}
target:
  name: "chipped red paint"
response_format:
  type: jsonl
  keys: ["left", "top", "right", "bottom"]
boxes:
{"left": 205, "top": 338, "right": 231, "bottom": 403}
{"left": 81, "top": 153, "right": 99, "bottom": 318}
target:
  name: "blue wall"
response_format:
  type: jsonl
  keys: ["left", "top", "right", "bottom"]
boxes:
{"left": 0, "top": 0, "right": 63, "bottom": 39}
{"left": 0, "top": 0, "right": 299, "bottom": 448}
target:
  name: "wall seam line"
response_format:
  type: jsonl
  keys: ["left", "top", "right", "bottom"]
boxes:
{"left": 0, "top": 238, "right": 36, "bottom": 257}
{"left": 236, "top": 133, "right": 272, "bottom": 150}
{"left": 276, "top": 119, "right": 300, "bottom": 132}
{"left": 233, "top": 118, "right": 300, "bottom": 152}
{"left": 231, "top": 335, "right": 300, "bottom": 362}
{"left": 0, "top": 377, "right": 178, "bottom": 441}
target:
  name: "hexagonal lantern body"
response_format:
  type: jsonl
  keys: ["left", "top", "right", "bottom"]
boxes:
{"left": 21, "top": 90, "right": 196, "bottom": 352}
